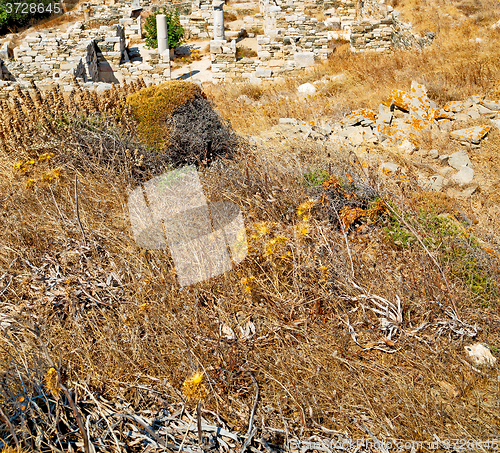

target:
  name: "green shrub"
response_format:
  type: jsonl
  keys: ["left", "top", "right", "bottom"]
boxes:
{"left": 384, "top": 208, "right": 499, "bottom": 304}
{"left": 300, "top": 169, "right": 330, "bottom": 189}
{"left": 144, "top": 7, "right": 185, "bottom": 50}
{"left": 236, "top": 46, "right": 257, "bottom": 59}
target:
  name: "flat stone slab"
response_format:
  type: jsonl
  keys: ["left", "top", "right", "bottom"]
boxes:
{"left": 294, "top": 52, "right": 315, "bottom": 68}
{"left": 448, "top": 150, "right": 471, "bottom": 170}
{"left": 377, "top": 118, "right": 419, "bottom": 143}
{"left": 341, "top": 108, "right": 376, "bottom": 127}
{"left": 377, "top": 103, "right": 392, "bottom": 123}
{"left": 480, "top": 100, "right": 500, "bottom": 111}
{"left": 451, "top": 166, "right": 474, "bottom": 185}
{"left": 389, "top": 88, "right": 429, "bottom": 117}
{"left": 449, "top": 125, "right": 491, "bottom": 143}
{"left": 443, "top": 101, "right": 464, "bottom": 112}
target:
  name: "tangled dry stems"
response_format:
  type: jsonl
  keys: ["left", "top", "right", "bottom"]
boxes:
{"left": 0, "top": 117, "right": 499, "bottom": 451}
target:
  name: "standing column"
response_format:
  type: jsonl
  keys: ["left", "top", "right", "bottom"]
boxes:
{"left": 156, "top": 14, "right": 169, "bottom": 54}
{"left": 212, "top": 0, "right": 225, "bottom": 41}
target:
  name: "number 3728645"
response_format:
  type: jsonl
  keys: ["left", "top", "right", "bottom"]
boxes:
{"left": 4, "top": 3, "right": 62, "bottom": 14}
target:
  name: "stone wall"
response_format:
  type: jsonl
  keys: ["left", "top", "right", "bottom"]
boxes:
{"left": 350, "top": 16, "right": 394, "bottom": 53}
{"left": 0, "top": 0, "right": 176, "bottom": 94}
{"left": 180, "top": 0, "right": 212, "bottom": 39}
{"left": 211, "top": 0, "right": 432, "bottom": 81}
{"left": 2, "top": 23, "right": 126, "bottom": 87}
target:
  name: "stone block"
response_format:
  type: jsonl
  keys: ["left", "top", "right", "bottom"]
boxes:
{"left": 451, "top": 166, "right": 474, "bottom": 185}
{"left": 0, "top": 43, "right": 11, "bottom": 60}
{"left": 450, "top": 125, "right": 491, "bottom": 143}
{"left": 210, "top": 41, "right": 223, "bottom": 53}
{"left": 60, "top": 63, "right": 77, "bottom": 70}
{"left": 448, "top": 150, "right": 472, "bottom": 170}
{"left": 294, "top": 52, "right": 315, "bottom": 68}
{"left": 254, "top": 68, "right": 272, "bottom": 78}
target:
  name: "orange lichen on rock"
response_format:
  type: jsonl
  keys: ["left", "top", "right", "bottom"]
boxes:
{"left": 443, "top": 101, "right": 464, "bottom": 112}
{"left": 408, "top": 115, "right": 432, "bottom": 131}
{"left": 424, "top": 108, "right": 440, "bottom": 121}
{"left": 341, "top": 108, "right": 376, "bottom": 126}
{"left": 389, "top": 89, "right": 429, "bottom": 115}
{"left": 435, "top": 110, "right": 455, "bottom": 120}
{"left": 379, "top": 118, "right": 419, "bottom": 144}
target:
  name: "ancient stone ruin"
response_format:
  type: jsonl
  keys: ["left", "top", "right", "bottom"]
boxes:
{"left": 0, "top": 0, "right": 433, "bottom": 94}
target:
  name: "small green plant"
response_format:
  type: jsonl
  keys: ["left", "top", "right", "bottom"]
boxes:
{"left": 300, "top": 169, "right": 330, "bottom": 189}
{"left": 384, "top": 208, "right": 499, "bottom": 304}
{"left": 144, "top": 7, "right": 185, "bottom": 50}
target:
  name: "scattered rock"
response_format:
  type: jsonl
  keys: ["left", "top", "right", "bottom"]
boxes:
{"left": 438, "top": 155, "right": 449, "bottom": 165}
{"left": 451, "top": 166, "right": 474, "bottom": 185}
{"left": 449, "top": 125, "right": 491, "bottom": 144}
{"left": 379, "top": 162, "right": 400, "bottom": 174}
{"left": 438, "top": 166, "right": 455, "bottom": 178}
{"left": 279, "top": 118, "right": 298, "bottom": 126}
{"left": 490, "top": 119, "right": 500, "bottom": 130}
{"left": 467, "top": 108, "right": 480, "bottom": 120}
{"left": 398, "top": 139, "right": 416, "bottom": 154}
{"left": 477, "top": 104, "right": 496, "bottom": 115}
{"left": 481, "top": 100, "right": 500, "bottom": 111}
{"left": 341, "top": 108, "right": 376, "bottom": 127}
{"left": 377, "top": 103, "right": 392, "bottom": 124}
{"left": 429, "top": 174, "right": 447, "bottom": 191}
{"left": 448, "top": 150, "right": 471, "bottom": 170}
{"left": 443, "top": 101, "right": 464, "bottom": 112}
{"left": 464, "top": 343, "right": 497, "bottom": 366}
{"left": 454, "top": 113, "right": 469, "bottom": 122}
{"left": 428, "top": 149, "right": 439, "bottom": 158}
{"left": 297, "top": 82, "right": 316, "bottom": 95}
{"left": 460, "top": 184, "right": 479, "bottom": 198}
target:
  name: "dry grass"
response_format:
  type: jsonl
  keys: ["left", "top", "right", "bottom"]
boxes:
{"left": 0, "top": 78, "right": 499, "bottom": 450}
{"left": 205, "top": 0, "right": 500, "bottom": 135}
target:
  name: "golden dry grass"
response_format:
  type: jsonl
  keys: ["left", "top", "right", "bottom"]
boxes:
{"left": 0, "top": 77, "right": 499, "bottom": 450}
{"left": 205, "top": 0, "right": 500, "bottom": 135}
{"left": 126, "top": 80, "right": 202, "bottom": 151}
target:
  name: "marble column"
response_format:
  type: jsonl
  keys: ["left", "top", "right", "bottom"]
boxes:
{"left": 212, "top": 0, "right": 225, "bottom": 41}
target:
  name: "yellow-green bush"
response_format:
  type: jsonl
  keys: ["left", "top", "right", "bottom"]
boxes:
{"left": 126, "top": 81, "right": 202, "bottom": 151}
